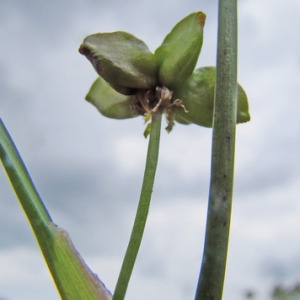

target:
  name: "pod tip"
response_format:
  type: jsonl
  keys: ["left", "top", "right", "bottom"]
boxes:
{"left": 197, "top": 12, "right": 206, "bottom": 27}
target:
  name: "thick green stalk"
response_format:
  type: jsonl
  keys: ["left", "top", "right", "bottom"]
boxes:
{"left": 113, "top": 112, "right": 162, "bottom": 300}
{"left": 195, "top": 0, "right": 238, "bottom": 299}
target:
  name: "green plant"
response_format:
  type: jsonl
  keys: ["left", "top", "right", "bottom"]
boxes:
{"left": 0, "top": 1, "right": 249, "bottom": 299}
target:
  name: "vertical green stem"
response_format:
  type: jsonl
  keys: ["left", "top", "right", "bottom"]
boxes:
{"left": 195, "top": 0, "right": 238, "bottom": 299}
{"left": 113, "top": 112, "right": 162, "bottom": 300}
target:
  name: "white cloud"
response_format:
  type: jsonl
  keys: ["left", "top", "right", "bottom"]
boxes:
{"left": 0, "top": 247, "right": 57, "bottom": 300}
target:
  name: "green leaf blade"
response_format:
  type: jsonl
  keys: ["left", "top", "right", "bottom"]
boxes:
{"left": 0, "top": 119, "right": 111, "bottom": 300}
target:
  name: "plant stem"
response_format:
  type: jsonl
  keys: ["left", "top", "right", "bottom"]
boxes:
{"left": 113, "top": 112, "right": 162, "bottom": 300}
{"left": 195, "top": 0, "right": 238, "bottom": 299}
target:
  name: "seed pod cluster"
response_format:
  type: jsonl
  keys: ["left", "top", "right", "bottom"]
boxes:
{"left": 79, "top": 12, "right": 250, "bottom": 128}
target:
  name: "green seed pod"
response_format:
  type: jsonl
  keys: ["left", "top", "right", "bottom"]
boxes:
{"left": 173, "top": 66, "right": 250, "bottom": 127}
{"left": 79, "top": 31, "right": 158, "bottom": 95}
{"left": 86, "top": 76, "right": 138, "bottom": 119}
{"left": 154, "top": 11, "right": 206, "bottom": 89}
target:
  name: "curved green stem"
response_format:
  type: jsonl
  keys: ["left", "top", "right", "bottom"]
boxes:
{"left": 113, "top": 112, "right": 162, "bottom": 300}
{"left": 195, "top": 0, "right": 238, "bottom": 299}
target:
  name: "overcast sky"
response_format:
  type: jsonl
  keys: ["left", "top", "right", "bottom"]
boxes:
{"left": 1, "top": 0, "right": 300, "bottom": 299}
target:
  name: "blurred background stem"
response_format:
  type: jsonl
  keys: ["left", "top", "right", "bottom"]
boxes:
{"left": 113, "top": 112, "right": 162, "bottom": 300}
{"left": 195, "top": 0, "right": 238, "bottom": 299}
